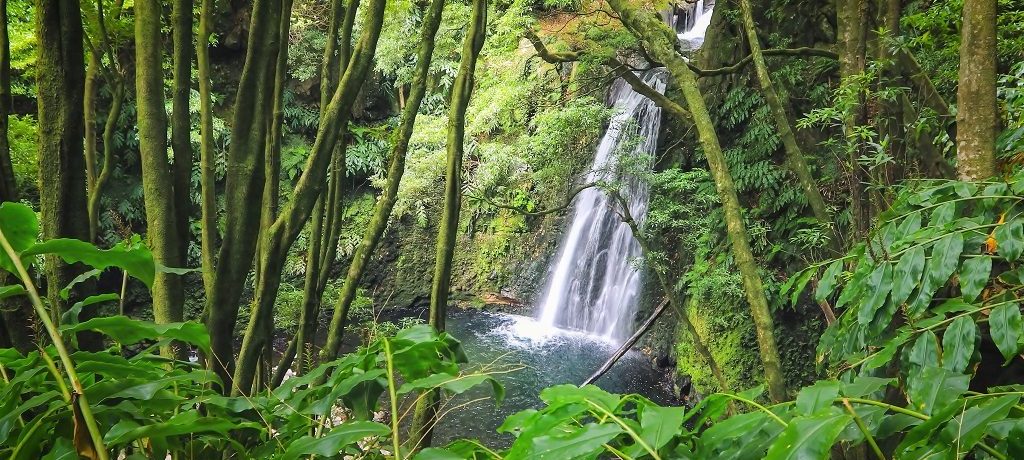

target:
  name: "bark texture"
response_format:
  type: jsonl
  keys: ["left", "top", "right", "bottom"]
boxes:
{"left": 135, "top": 0, "right": 185, "bottom": 354}
{"left": 956, "top": 0, "right": 998, "bottom": 180}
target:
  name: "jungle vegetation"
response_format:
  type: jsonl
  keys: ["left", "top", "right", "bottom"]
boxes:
{"left": 1, "top": 0, "right": 1024, "bottom": 458}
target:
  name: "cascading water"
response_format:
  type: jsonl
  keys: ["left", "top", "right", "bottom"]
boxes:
{"left": 533, "top": 6, "right": 714, "bottom": 342}
{"left": 535, "top": 70, "right": 667, "bottom": 341}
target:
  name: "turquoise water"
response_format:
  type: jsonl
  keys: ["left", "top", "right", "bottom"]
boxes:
{"left": 430, "top": 309, "right": 678, "bottom": 447}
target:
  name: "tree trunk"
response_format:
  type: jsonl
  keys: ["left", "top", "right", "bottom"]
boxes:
{"left": 36, "top": 0, "right": 100, "bottom": 350}
{"left": 736, "top": 0, "right": 835, "bottom": 250}
{"left": 172, "top": 0, "right": 194, "bottom": 265}
{"left": 136, "top": 0, "right": 185, "bottom": 357}
{"left": 204, "top": 0, "right": 283, "bottom": 390}
{"left": 837, "top": 0, "right": 870, "bottom": 237}
{"left": 197, "top": 0, "right": 218, "bottom": 322}
{"left": 231, "top": 0, "right": 386, "bottom": 395}
{"left": 956, "top": 0, "right": 998, "bottom": 180}
{"left": 320, "top": 0, "right": 448, "bottom": 363}
{"left": 408, "top": 0, "right": 487, "bottom": 448}
{"left": 605, "top": 0, "right": 788, "bottom": 402}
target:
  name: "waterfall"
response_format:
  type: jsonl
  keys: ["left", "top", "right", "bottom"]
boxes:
{"left": 533, "top": 7, "right": 714, "bottom": 342}
{"left": 535, "top": 70, "right": 667, "bottom": 341}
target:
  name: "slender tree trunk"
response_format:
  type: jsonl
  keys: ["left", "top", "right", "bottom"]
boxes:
{"left": 408, "top": 0, "right": 486, "bottom": 449}
{"left": 136, "top": 0, "right": 185, "bottom": 357}
{"left": 0, "top": 0, "right": 31, "bottom": 352}
{"left": 320, "top": 0, "right": 448, "bottom": 364}
{"left": 736, "top": 0, "right": 835, "bottom": 249}
{"left": 838, "top": 0, "right": 870, "bottom": 237}
{"left": 197, "top": 0, "right": 218, "bottom": 318}
{"left": 204, "top": 0, "right": 283, "bottom": 390}
{"left": 232, "top": 0, "right": 386, "bottom": 395}
{"left": 605, "top": 0, "right": 788, "bottom": 402}
{"left": 956, "top": 0, "right": 998, "bottom": 180}
{"left": 172, "top": 0, "right": 194, "bottom": 265}
{"left": 36, "top": 0, "right": 100, "bottom": 351}
{"left": 84, "top": 53, "right": 98, "bottom": 234}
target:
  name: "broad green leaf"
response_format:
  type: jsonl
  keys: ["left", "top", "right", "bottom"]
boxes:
{"left": 795, "top": 380, "right": 840, "bottom": 415}
{"left": 539, "top": 384, "right": 620, "bottom": 413}
{"left": 764, "top": 412, "right": 851, "bottom": 460}
{"left": 941, "top": 316, "right": 977, "bottom": 373}
{"left": 104, "top": 411, "right": 253, "bottom": 445}
{"left": 892, "top": 246, "right": 925, "bottom": 306}
{"left": 814, "top": 260, "right": 844, "bottom": 302}
{"left": 908, "top": 331, "right": 939, "bottom": 369}
{"left": 639, "top": 404, "right": 687, "bottom": 450}
{"left": 907, "top": 366, "right": 970, "bottom": 415}
{"left": 930, "top": 201, "right": 956, "bottom": 227}
{"left": 937, "top": 395, "right": 1019, "bottom": 454}
{"left": 63, "top": 317, "right": 211, "bottom": 352}
{"left": 995, "top": 218, "right": 1024, "bottom": 261}
{"left": 897, "top": 399, "right": 964, "bottom": 455}
{"left": 858, "top": 263, "right": 892, "bottom": 325}
{"left": 23, "top": 238, "right": 155, "bottom": 288}
{"left": 530, "top": 423, "right": 622, "bottom": 460}
{"left": 398, "top": 372, "right": 504, "bottom": 403}
{"left": 958, "top": 256, "right": 991, "bottom": 303}
{"left": 61, "top": 293, "right": 119, "bottom": 327}
{"left": 280, "top": 421, "right": 390, "bottom": 460}
{"left": 927, "top": 233, "right": 964, "bottom": 290}
{"left": 840, "top": 376, "right": 893, "bottom": 398}
{"left": 0, "top": 284, "right": 25, "bottom": 300}
{"left": 789, "top": 269, "right": 815, "bottom": 306}
{"left": 1008, "top": 421, "right": 1024, "bottom": 459}
{"left": 989, "top": 303, "right": 1022, "bottom": 363}
{"left": 41, "top": 438, "right": 75, "bottom": 460}
{"left": 0, "top": 202, "right": 38, "bottom": 274}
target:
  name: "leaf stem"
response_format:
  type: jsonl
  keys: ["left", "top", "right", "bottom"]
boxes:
{"left": 721, "top": 393, "right": 789, "bottom": 427}
{"left": 382, "top": 338, "right": 402, "bottom": 460}
{"left": 841, "top": 398, "right": 886, "bottom": 460}
{"left": 0, "top": 227, "right": 109, "bottom": 460}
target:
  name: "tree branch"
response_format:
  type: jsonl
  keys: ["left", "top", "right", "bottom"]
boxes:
{"left": 693, "top": 47, "right": 838, "bottom": 77}
{"left": 465, "top": 182, "right": 598, "bottom": 217}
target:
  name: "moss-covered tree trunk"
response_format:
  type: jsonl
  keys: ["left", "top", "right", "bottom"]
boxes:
{"left": 136, "top": 0, "right": 185, "bottom": 356}
{"left": 408, "top": 0, "right": 487, "bottom": 448}
{"left": 0, "top": 0, "right": 31, "bottom": 351}
{"left": 605, "top": 0, "right": 788, "bottom": 402}
{"left": 204, "top": 0, "right": 283, "bottom": 389}
{"left": 197, "top": 0, "right": 218, "bottom": 312}
{"left": 36, "top": 0, "right": 100, "bottom": 351}
{"left": 172, "top": 0, "right": 193, "bottom": 264}
{"left": 232, "top": 0, "right": 386, "bottom": 395}
{"left": 837, "top": 0, "right": 870, "bottom": 236}
{"left": 320, "top": 0, "right": 448, "bottom": 364}
{"left": 956, "top": 0, "right": 998, "bottom": 180}
{"left": 736, "top": 0, "right": 835, "bottom": 249}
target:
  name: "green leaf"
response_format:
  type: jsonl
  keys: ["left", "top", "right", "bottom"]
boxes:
{"left": 892, "top": 246, "right": 925, "bottom": 306}
{"left": 907, "top": 366, "right": 970, "bottom": 415}
{"left": 858, "top": 263, "right": 892, "bottom": 325}
{"left": 0, "top": 202, "right": 39, "bottom": 274}
{"left": 941, "top": 315, "right": 977, "bottom": 373}
{"left": 104, "top": 411, "right": 253, "bottom": 445}
{"left": 530, "top": 423, "right": 623, "bottom": 460}
{"left": 840, "top": 377, "right": 894, "bottom": 398}
{"left": 1008, "top": 421, "right": 1024, "bottom": 459}
{"left": 0, "top": 284, "right": 26, "bottom": 300}
{"left": 62, "top": 317, "right": 210, "bottom": 353}
{"left": 280, "top": 421, "right": 390, "bottom": 460}
{"left": 398, "top": 372, "right": 504, "bottom": 403}
{"left": 41, "top": 438, "right": 75, "bottom": 460}
{"left": 930, "top": 201, "right": 956, "bottom": 227}
{"left": 958, "top": 256, "right": 991, "bottom": 303}
{"left": 989, "top": 303, "right": 1022, "bottom": 363}
{"left": 795, "top": 380, "right": 840, "bottom": 415}
{"left": 996, "top": 217, "right": 1024, "bottom": 262}
{"left": 996, "top": 218, "right": 1024, "bottom": 261}
{"left": 908, "top": 331, "right": 940, "bottom": 369}
{"left": 937, "top": 395, "right": 1019, "bottom": 454}
{"left": 764, "top": 412, "right": 851, "bottom": 460}
{"left": 789, "top": 269, "right": 815, "bottom": 306}
{"left": 22, "top": 238, "right": 155, "bottom": 288}
{"left": 639, "top": 404, "right": 687, "bottom": 451}
{"left": 539, "top": 384, "right": 620, "bottom": 413}
{"left": 61, "top": 293, "right": 119, "bottom": 327}
{"left": 815, "top": 260, "right": 844, "bottom": 303}
{"left": 927, "top": 233, "right": 964, "bottom": 289}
